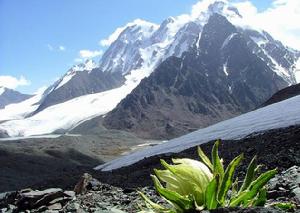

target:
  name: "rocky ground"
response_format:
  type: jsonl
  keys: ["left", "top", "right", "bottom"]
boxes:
{"left": 0, "top": 125, "right": 299, "bottom": 212}
{"left": 0, "top": 129, "right": 157, "bottom": 192}
{"left": 0, "top": 166, "right": 299, "bottom": 212}
{"left": 95, "top": 125, "right": 300, "bottom": 189}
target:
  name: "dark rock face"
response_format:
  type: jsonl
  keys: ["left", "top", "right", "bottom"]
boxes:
{"left": 262, "top": 83, "right": 300, "bottom": 107}
{"left": 34, "top": 68, "right": 125, "bottom": 113}
{"left": 241, "top": 29, "right": 299, "bottom": 85}
{"left": 103, "top": 14, "right": 287, "bottom": 139}
{"left": 0, "top": 87, "right": 32, "bottom": 109}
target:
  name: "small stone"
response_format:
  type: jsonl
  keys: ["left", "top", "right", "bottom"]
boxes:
{"left": 63, "top": 191, "right": 75, "bottom": 198}
{"left": 48, "top": 202, "right": 62, "bottom": 210}
{"left": 19, "top": 188, "right": 32, "bottom": 193}
{"left": 36, "top": 205, "right": 48, "bottom": 212}
{"left": 49, "top": 197, "right": 65, "bottom": 205}
{"left": 22, "top": 188, "right": 62, "bottom": 198}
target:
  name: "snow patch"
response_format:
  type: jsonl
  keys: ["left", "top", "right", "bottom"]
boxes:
{"left": 250, "top": 36, "right": 267, "bottom": 47}
{"left": 100, "top": 19, "right": 159, "bottom": 47}
{"left": 55, "top": 72, "right": 76, "bottom": 90}
{"left": 259, "top": 48, "right": 292, "bottom": 83}
{"left": 0, "top": 87, "right": 5, "bottom": 96}
{"left": 0, "top": 90, "right": 44, "bottom": 121}
{"left": 221, "top": 33, "right": 238, "bottom": 49}
{"left": 295, "top": 58, "right": 300, "bottom": 83}
{"left": 55, "top": 60, "right": 98, "bottom": 90}
{"left": 70, "top": 59, "right": 97, "bottom": 72}
{"left": 223, "top": 62, "right": 229, "bottom": 76}
{"left": 96, "top": 94, "right": 300, "bottom": 171}
{"left": 0, "top": 65, "right": 153, "bottom": 137}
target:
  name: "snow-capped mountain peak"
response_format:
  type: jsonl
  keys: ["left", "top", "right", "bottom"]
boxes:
{"left": 189, "top": 0, "right": 242, "bottom": 24}
{"left": 69, "top": 59, "right": 98, "bottom": 72}
{"left": 53, "top": 59, "right": 98, "bottom": 91}
{"left": 98, "top": 0, "right": 246, "bottom": 77}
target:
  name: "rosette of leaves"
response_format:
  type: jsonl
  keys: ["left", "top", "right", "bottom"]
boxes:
{"left": 139, "top": 140, "right": 277, "bottom": 212}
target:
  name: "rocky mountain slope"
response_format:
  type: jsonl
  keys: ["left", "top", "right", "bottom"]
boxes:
{"left": 0, "top": 87, "right": 32, "bottom": 109}
{"left": 33, "top": 60, "right": 125, "bottom": 113}
{"left": 98, "top": 93, "right": 300, "bottom": 171}
{"left": 102, "top": 13, "right": 289, "bottom": 139}
{"left": 262, "top": 83, "right": 300, "bottom": 107}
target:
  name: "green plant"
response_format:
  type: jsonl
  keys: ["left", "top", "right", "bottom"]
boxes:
{"left": 139, "top": 140, "right": 277, "bottom": 212}
{"left": 272, "top": 202, "right": 296, "bottom": 211}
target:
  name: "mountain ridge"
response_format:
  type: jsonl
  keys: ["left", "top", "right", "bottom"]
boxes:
{"left": 0, "top": 87, "right": 32, "bottom": 109}
{"left": 102, "top": 13, "right": 288, "bottom": 139}
{"left": 0, "top": 0, "right": 299, "bottom": 138}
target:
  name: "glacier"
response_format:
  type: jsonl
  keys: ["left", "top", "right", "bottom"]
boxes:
{"left": 96, "top": 94, "right": 300, "bottom": 171}
{"left": 0, "top": 64, "right": 153, "bottom": 137}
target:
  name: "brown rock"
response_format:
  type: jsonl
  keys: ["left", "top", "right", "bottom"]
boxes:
{"left": 74, "top": 173, "right": 93, "bottom": 195}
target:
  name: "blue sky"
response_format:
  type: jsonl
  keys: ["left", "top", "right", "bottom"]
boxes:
{"left": 0, "top": 0, "right": 284, "bottom": 94}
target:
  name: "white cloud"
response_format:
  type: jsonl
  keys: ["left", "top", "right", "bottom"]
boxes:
{"left": 74, "top": 49, "right": 103, "bottom": 63}
{"left": 47, "top": 44, "right": 54, "bottom": 51}
{"left": 232, "top": 1, "right": 257, "bottom": 17}
{"left": 177, "top": 0, "right": 300, "bottom": 49}
{"left": 74, "top": 58, "right": 83, "bottom": 63}
{"left": 99, "top": 19, "right": 159, "bottom": 47}
{"left": 232, "top": 0, "right": 300, "bottom": 49}
{"left": 0, "top": 75, "right": 31, "bottom": 90}
{"left": 191, "top": 0, "right": 228, "bottom": 19}
{"left": 79, "top": 50, "right": 103, "bottom": 58}
{"left": 59, "top": 46, "right": 66, "bottom": 51}
{"left": 47, "top": 44, "right": 66, "bottom": 52}
{"left": 100, "top": 26, "right": 127, "bottom": 47}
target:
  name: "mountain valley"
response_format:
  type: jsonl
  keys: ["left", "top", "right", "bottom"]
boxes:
{"left": 0, "top": 1, "right": 300, "bottom": 212}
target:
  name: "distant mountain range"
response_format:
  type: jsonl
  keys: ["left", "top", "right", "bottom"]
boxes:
{"left": 0, "top": 87, "right": 32, "bottom": 109}
{"left": 0, "top": 0, "right": 299, "bottom": 138}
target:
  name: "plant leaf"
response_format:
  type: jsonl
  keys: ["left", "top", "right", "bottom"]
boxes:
{"left": 197, "top": 146, "right": 213, "bottom": 171}
{"left": 231, "top": 177, "right": 239, "bottom": 198}
{"left": 273, "top": 202, "right": 296, "bottom": 211}
{"left": 211, "top": 140, "right": 224, "bottom": 178}
{"left": 218, "top": 154, "right": 243, "bottom": 205}
{"left": 230, "top": 169, "right": 277, "bottom": 207}
{"left": 239, "top": 156, "right": 257, "bottom": 193}
{"left": 151, "top": 175, "right": 194, "bottom": 211}
{"left": 159, "top": 158, "right": 212, "bottom": 205}
{"left": 252, "top": 187, "right": 267, "bottom": 207}
{"left": 254, "top": 165, "right": 263, "bottom": 177}
{"left": 205, "top": 175, "right": 219, "bottom": 210}
{"left": 138, "top": 191, "right": 168, "bottom": 212}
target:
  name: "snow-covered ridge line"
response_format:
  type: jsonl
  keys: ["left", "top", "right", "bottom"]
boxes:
{"left": 0, "top": 64, "right": 153, "bottom": 137}
{"left": 0, "top": 90, "right": 45, "bottom": 121}
{"left": 96, "top": 94, "right": 300, "bottom": 171}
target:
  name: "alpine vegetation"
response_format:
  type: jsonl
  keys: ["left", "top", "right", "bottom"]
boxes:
{"left": 139, "top": 140, "right": 277, "bottom": 212}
